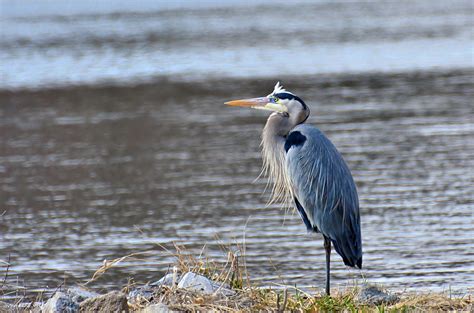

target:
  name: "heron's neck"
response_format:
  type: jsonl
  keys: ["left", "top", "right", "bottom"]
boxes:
{"left": 261, "top": 115, "right": 292, "bottom": 205}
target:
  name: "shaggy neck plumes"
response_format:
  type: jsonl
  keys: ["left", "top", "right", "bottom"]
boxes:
{"left": 260, "top": 114, "right": 293, "bottom": 206}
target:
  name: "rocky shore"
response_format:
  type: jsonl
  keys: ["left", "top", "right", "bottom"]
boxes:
{"left": 1, "top": 269, "right": 471, "bottom": 312}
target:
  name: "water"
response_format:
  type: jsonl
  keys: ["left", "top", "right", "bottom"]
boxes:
{"left": 1, "top": 0, "right": 473, "bottom": 301}
{"left": 1, "top": 0, "right": 473, "bottom": 89}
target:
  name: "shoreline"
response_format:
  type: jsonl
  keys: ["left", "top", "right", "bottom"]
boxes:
{"left": 1, "top": 249, "right": 472, "bottom": 312}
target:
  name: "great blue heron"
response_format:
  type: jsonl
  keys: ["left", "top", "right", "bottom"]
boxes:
{"left": 225, "top": 82, "right": 362, "bottom": 296}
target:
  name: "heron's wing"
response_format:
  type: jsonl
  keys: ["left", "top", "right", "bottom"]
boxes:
{"left": 285, "top": 124, "right": 362, "bottom": 268}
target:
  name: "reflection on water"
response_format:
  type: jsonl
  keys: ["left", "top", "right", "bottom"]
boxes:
{"left": 1, "top": 70, "right": 473, "bottom": 299}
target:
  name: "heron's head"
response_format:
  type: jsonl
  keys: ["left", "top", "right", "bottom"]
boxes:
{"left": 225, "top": 82, "right": 310, "bottom": 127}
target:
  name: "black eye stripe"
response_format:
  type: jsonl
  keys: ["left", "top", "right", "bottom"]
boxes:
{"left": 274, "top": 92, "right": 307, "bottom": 110}
{"left": 274, "top": 92, "right": 294, "bottom": 100}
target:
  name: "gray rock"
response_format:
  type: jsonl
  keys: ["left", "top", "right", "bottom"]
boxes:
{"left": 41, "top": 291, "right": 79, "bottom": 313}
{"left": 128, "top": 284, "right": 155, "bottom": 305}
{"left": 357, "top": 285, "right": 399, "bottom": 305}
{"left": 139, "top": 303, "right": 171, "bottom": 313}
{"left": 129, "top": 271, "right": 180, "bottom": 306}
{"left": 150, "top": 273, "right": 179, "bottom": 288}
{"left": 79, "top": 291, "right": 128, "bottom": 312}
{"left": 213, "top": 285, "right": 236, "bottom": 297}
{"left": 178, "top": 272, "right": 214, "bottom": 294}
{"left": 67, "top": 286, "right": 100, "bottom": 303}
{"left": 177, "top": 272, "right": 235, "bottom": 296}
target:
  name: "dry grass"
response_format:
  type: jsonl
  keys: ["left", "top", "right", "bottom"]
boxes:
{"left": 139, "top": 286, "right": 253, "bottom": 312}
{"left": 128, "top": 280, "right": 472, "bottom": 312}
{"left": 2, "top": 241, "right": 472, "bottom": 312}
{"left": 85, "top": 251, "right": 155, "bottom": 286}
{"left": 391, "top": 292, "right": 473, "bottom": 312}
{"left": 113, "top": 243, "right": 472, "bottom": 312}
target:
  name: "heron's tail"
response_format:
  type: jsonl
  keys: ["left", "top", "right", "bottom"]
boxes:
{"left": 330, "top": 230, "right": 362, "bottom": 269}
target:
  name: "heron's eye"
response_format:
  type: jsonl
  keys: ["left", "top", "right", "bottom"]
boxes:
{"left": 272, "top": 97, "right": 279, "bottom": 103}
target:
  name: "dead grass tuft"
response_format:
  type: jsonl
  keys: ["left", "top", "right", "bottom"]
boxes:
{"left": 391, "top": 292, "right": 472, "bottom": 311}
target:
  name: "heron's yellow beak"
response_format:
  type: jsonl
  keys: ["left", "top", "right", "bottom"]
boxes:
{"left": 225, "top": 97, "right": 287, "bottom": 113}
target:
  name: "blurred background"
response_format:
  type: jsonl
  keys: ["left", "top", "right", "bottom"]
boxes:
{"left": 1, "top": 0, "right": 473, "bottom": 300}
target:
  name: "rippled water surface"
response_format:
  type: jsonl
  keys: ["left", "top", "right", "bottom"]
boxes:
{"left": 1, "top": 0, "right": 473, "bottom": 89}
{"left": 1, "top": 70, "right": 473, "bottom": 298}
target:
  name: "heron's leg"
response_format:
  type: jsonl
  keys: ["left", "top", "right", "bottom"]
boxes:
{"left": 323, "top": 235, "right": 331, "bottom": 296}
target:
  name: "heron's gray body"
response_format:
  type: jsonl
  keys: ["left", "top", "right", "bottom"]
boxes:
{"left": 286, "top": 124, "right": 362, "bottom": 268}
{"left": 226, "top": 82, "right": 362, "bottom": 295}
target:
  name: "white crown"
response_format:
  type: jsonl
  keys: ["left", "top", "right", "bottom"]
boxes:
{"left": 269, "top": 81, "right": 293, "bottom": 96}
